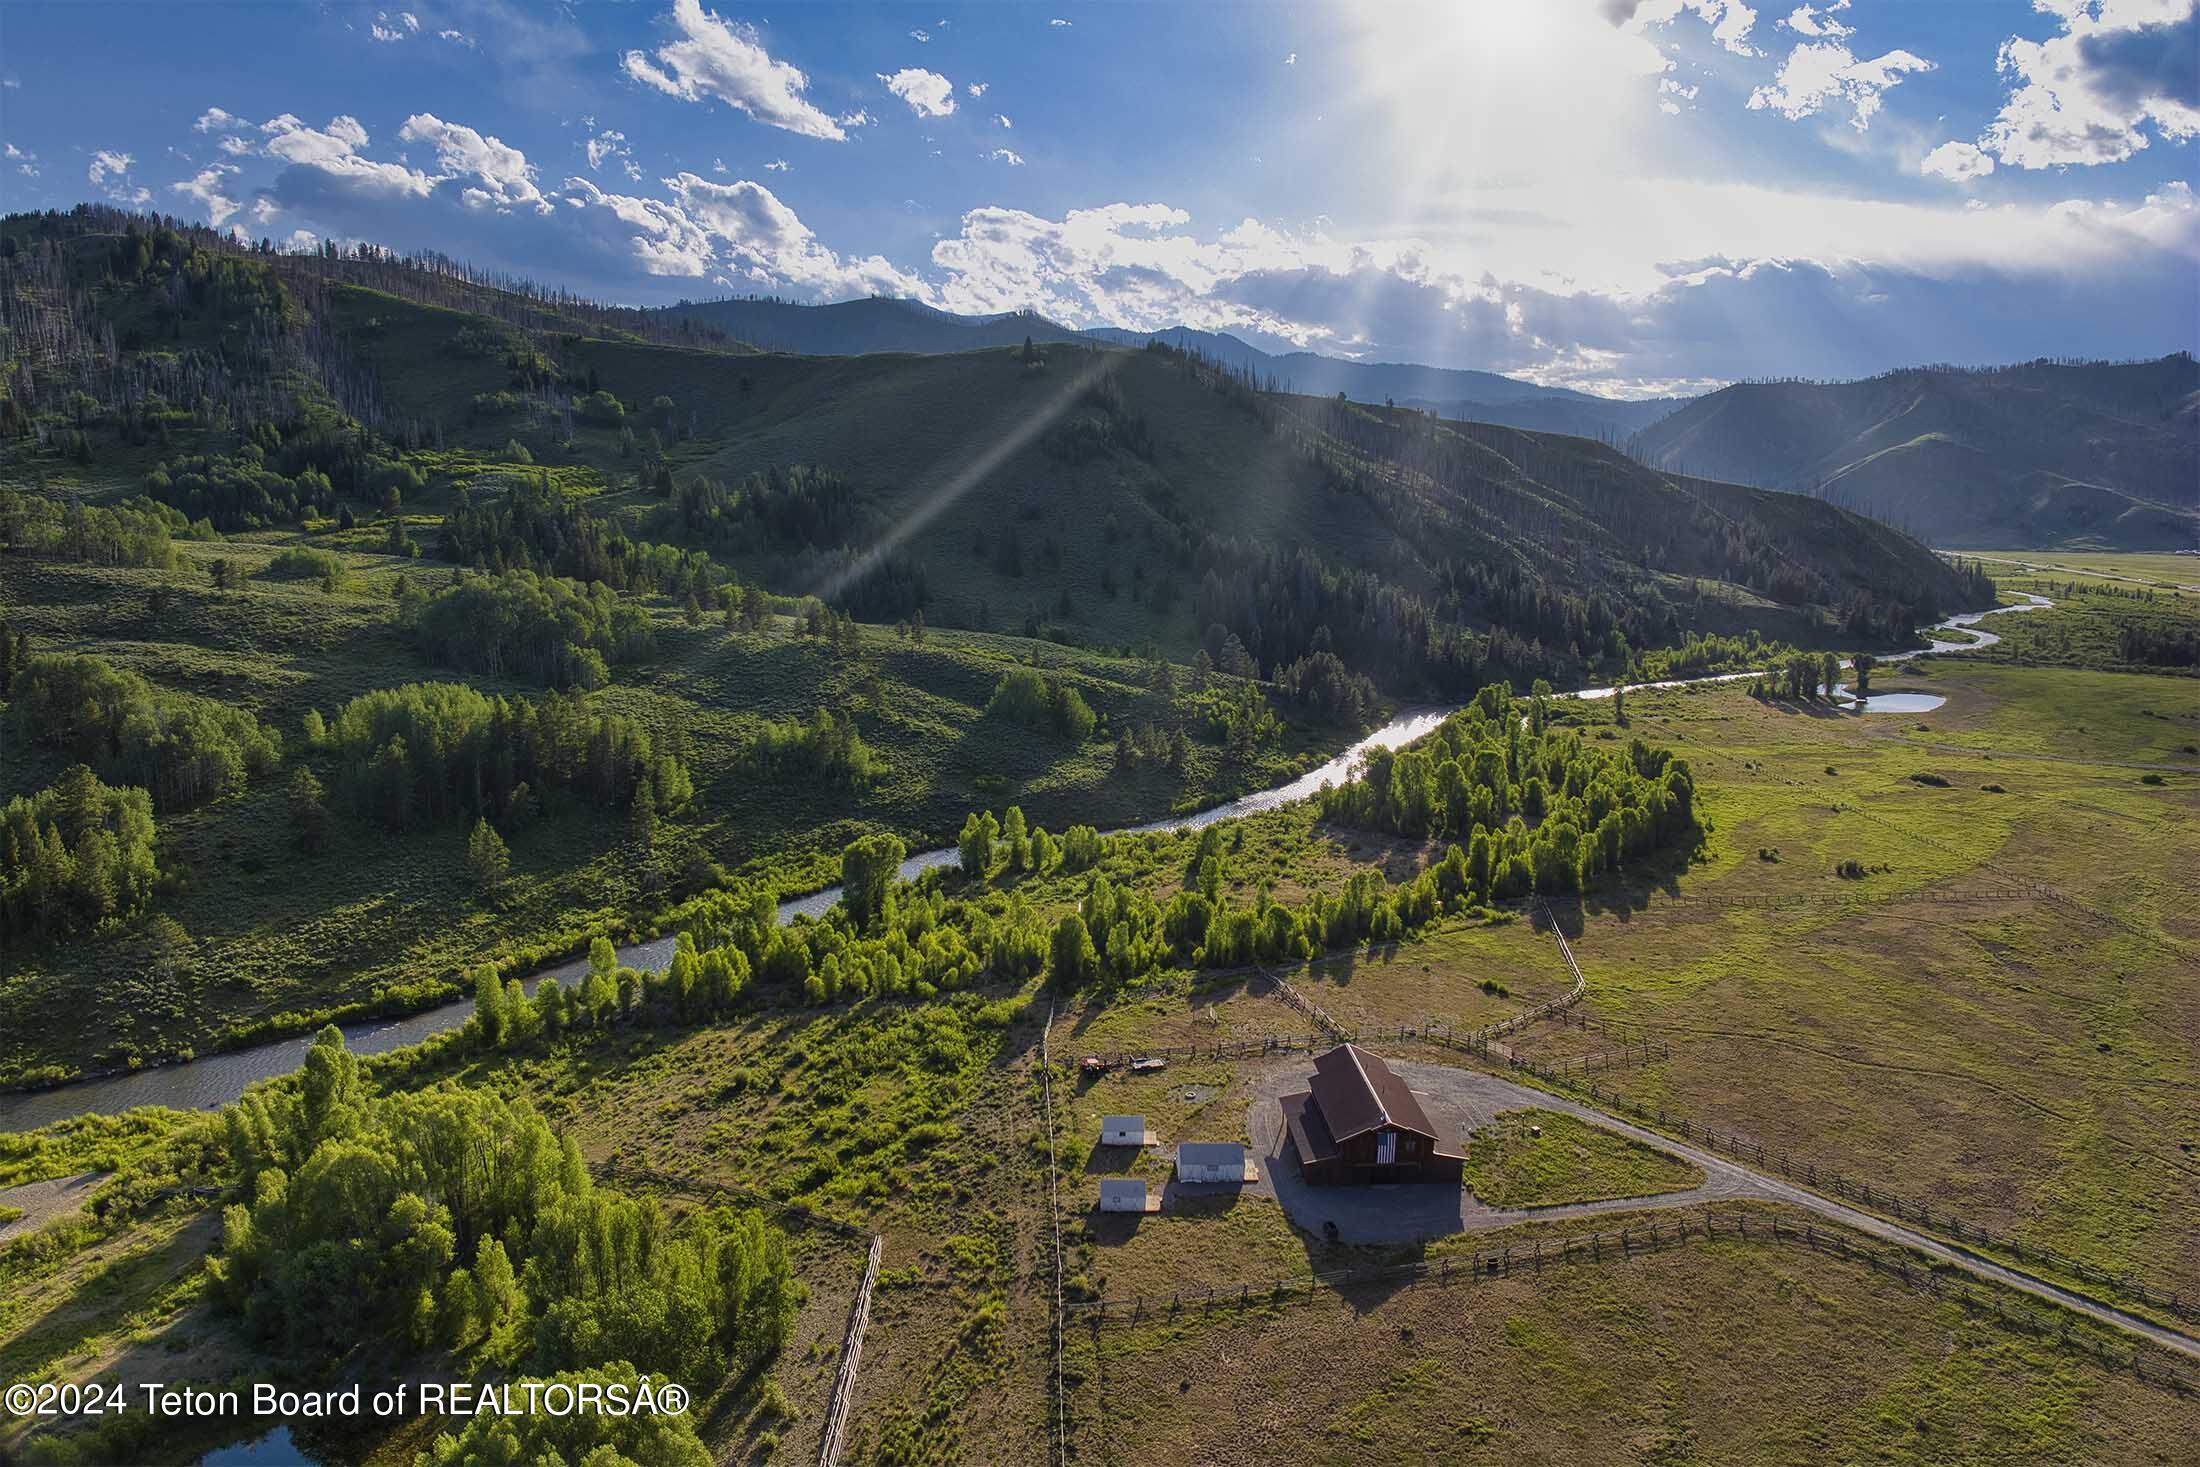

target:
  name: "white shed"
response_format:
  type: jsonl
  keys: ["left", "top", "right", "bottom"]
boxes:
{"left": 1176, "top": 1142, "right": 1255, "bottom": 1184}
{"left": 1099, "top": 1114, "right": 1153, "bottom": 1147}
{"left": 1097, "top": 1178, "right": 1159, "bottom": 1213}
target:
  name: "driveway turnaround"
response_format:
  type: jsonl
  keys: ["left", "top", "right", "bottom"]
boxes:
{"left": 1244, "top": 1055, "right": 2200, "bottom": 1363}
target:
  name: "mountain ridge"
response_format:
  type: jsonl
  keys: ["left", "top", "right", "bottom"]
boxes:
{"left": 652, "top": 295, "right": 1688, "bottom": 441}
{"left": 1629, "top": 356, "right": 2200, "bottom": 551}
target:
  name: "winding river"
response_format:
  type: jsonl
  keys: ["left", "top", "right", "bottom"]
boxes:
{"left": 0, "top": 594, "right": 2051, "bottom": 1134}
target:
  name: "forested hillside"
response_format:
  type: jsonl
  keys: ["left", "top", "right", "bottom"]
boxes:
{"left": 0, "top": 204, "right": 1981, "bottom": 1081}
{"left": 1629, "top": 357, "right": 2200, "bottom": 550}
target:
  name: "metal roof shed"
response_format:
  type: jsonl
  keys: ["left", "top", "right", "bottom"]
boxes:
{"left": 1175, "top": 1141, "right": 1256, "bottom": 1184}
{"left": 1097, "top": 1178, "right": 1160, "bottom": 1213}
{"left": 1100, "top": 1114, "right": 1154, "bottom": 1147}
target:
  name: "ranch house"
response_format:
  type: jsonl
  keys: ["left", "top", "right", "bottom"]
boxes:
{"left": 1279, "top": 1043, "right": 1465, "bottom": 1186}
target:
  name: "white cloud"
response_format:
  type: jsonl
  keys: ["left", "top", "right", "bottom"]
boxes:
{"left": 919, "top": 182, "right": 2199, "bottom": 392}
{"left": 623, "top": 0, "right": 848, "bottom": 141}
{"left": 712, "top": 156, "right": 729, "bottom": 173}
{"left": 562, "top": 176, "right": 715, "bottom": 276}
{"left": 1748, "top": 39, "right": 1934, "bottom": 129}
{"left": 1285, "top": 52, "right": 1298, "bottom": 66}
{"left": 583, "top": 127, "right": 630, "bottom": 171}
{"left": 1658, "top": 77, "right": 1699, "bottom": 114}
{"left": 6, "top": 141, "right": 37, "bottom": 178}
{"left": 88, "top": 150, "right": 153, "bottom": 204}
{"left": 439, "top": 29, "right": 474, "bottom": 47}
{"left": 1780, "top": 1, "right": 1851, "bottom": 40}
{"left": 1920, "top": 139, "right": 1995, "bottom": 183}
{"left": 260, "top": 113, "right": 435, "bottom": 200}
{"left": 661, "top": 171, "right": 924, "bottom": 295}
{"left": 543, "top": 171, "right": 925, "bottom": 296}
{"left": 995, "top": 113, "right": 1013, "bottom": 128}
{"left": 284, "top": 228, "right": 320, "bottom": 251}
{"left": 967, "top": 81, "right": 988, "bottom": 97}
{"left": 1629, "top": 1, "right": 1761, "bottom": 58}
{"left": 371, "top": 23, "right": 405, "bottom": 43}
{"left": 909, "top": 28, "right": 931, "bottom": 43}
{"left": 987, "top": 148, "right": 1026, "bottom": 166}
{"left": 765, "top": 158, "right": 789, "bottom": 171}
{"left": 194, "top": 107, "right": 245, "bottom": 134}
{"left": 1050, "top": 17, "right": 1072, "bottom": 26}
{"left": 838, "top": 109, "right": 876, "bottom": 129}
{"left": 399, "top": 113, "right": 551, "bottom": 211}
{"left": 171, "top": 163, "right": 241, "bottom": 226}
{"left": 1979, "top": 0, "right": 2200, "bottom": 169}
{"left": 879, "top": 68, "right": 957, "bottom": 118}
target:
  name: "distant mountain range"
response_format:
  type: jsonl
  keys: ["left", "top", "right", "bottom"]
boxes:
{"left": 1629, "top": 356, "right": 2200, "bottom": 551}
{"left": 652, "top": 295, "right": 1684, "bottom": 441}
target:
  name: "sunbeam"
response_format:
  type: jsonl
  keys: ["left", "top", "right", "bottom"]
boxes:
{"left": 803, "top": 352, "right": 1118, "bottom": 608}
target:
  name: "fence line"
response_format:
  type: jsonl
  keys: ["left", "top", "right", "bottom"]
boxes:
{"left": 817, "top": 1232, "right": 883, "bottom": 1467}
{"left": 1503, "top": 1038, "right": 1671, "bottom": 1080}
{"left": 1063, "top": 1208, "right": 2198, "bottom": 1395}
{"left": 1500, "top": 1067, "right": 2197, "bottom": 1328}
{"left": 1037, "top": 1003, "right": 1068, "bottom": 1467}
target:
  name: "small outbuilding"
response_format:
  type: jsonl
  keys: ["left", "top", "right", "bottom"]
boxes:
{"left": 1099, "top": 1114, "right": 1154, "bottom": 1147}
{"left": 1097, "top": 1178, "right": 1161, "bottom": 1213}
{"left": 1280, "top": 1043, "right": 1464, "bottom": 1186}
{"left": 1176, "top": 1141, "right": 1257, "bottom": 1184}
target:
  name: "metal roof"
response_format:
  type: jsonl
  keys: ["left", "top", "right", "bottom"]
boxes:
{"left": 1306, "top": 1044, "right": 1440, "bottom": 1143}
{"left": 1176, "top": 1142, "right": 1247, "bottom": 1166}
{"left": 1101, "top": 1114, "right": 1146, "bottom": 1131}
{"left": 1098, "top": 1178, "right": 1147, "bottom": 1200}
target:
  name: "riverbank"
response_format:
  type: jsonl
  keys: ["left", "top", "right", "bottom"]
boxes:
{"left": 2, "top": 601, "right": 2047, "bottom": 1132}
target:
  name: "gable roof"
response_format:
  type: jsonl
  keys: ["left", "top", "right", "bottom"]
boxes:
{"left": 1101, "top": 1114, "right": 1145, "bottom": 1132}
{"left": 1098, "top": 1178, "right": 1147, "bottom": 1201}
{"left": 1307, "top": 1044, "right": 1439, "bottom": 1143}
{"left": 1176, "top": 1142, "right": 1246, "bottom": 1166}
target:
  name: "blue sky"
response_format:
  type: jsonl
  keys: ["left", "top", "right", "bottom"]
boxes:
{"left": 2, "top": 1, "right": 2193, "bottom": 396}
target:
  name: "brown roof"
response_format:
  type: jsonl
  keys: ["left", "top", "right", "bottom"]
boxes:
{"left": 1279, "top": 1090, "right": 1338, "bottom": 1165}
{"left": 1306, "top": 1044, "right": 1440, "bottom": 1143}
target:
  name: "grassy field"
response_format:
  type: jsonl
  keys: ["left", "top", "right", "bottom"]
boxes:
{"left": 1072, "top": 1214, "right": 2195, "bottom": 1465}
{"left": 6, "top": 631, "right": 2196, "bottom": 1462}
{"left": 1463, "top": 1109, "right": 1704, "bottom": 1207}
{"left": 1971, "top": 550, "right": 2200, "bottom": 596}
{"left": 1504, "top": 652, "right": 2200, "bottom": 1302}
{"left": 0, "top": 535, "right": 1353, "bottom": 1082}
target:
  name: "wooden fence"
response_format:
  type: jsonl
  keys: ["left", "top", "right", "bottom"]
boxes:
{"left": 817, "top": 1233, "right": 883, "bottom": 1467}
{"left": 1063, "top": 1208, "right": 2198, "bottom": 1395}
{"left": 1037, "top": 1004, "right": 1069, "bottom": 1467}
{"left": 1502, "top": 1070, "right": 2199, "bottom": 1328}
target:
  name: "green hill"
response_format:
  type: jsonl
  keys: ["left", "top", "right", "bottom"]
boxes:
{"left": 3, "top": 208, "right": 1983, "bottom": 701}
{"left": 1628, "top": 357, "right": 2200, "bottom": 551}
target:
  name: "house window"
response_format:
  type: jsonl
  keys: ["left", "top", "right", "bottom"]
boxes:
{"left": 1403, "top": 1136, "right": 1418, "bottom": 1157}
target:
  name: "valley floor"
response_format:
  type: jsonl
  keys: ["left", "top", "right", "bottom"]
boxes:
{"left": 5, "top": 636, "right": 2199, "bottom": 1463}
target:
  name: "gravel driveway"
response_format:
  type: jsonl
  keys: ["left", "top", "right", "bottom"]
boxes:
{"left": 1241, "top": 1053, "right": 2200, "bottom": 1362}
{"left": 1244, "top": 1057, "right": 1745, "bottom": 1246}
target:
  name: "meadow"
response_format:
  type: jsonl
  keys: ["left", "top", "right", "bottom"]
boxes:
{"left": 5, "top": 627, "right": 2197, "bottom": 1462}
{"left": 0, "top": 530, "right": 1349, "bottom": 1083}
